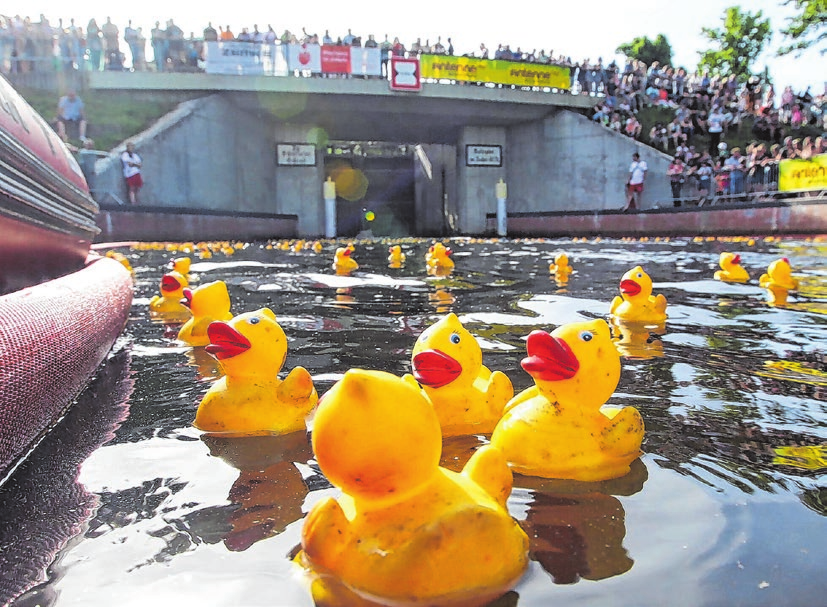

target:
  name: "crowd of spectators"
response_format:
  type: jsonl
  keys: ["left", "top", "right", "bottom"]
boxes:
{"left": 588, "top": 60, "right": 826, "bottom": 204}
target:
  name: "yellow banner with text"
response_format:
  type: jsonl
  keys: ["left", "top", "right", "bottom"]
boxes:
{"left": 420, "top": 55, "right": 571, "bottom": 90}
{"left": 779, "top": 154, "right": 827, "bottom": 192}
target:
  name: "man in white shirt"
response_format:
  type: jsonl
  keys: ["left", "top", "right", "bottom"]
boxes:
{"left": 623, "top": 152, "right": 647, "bottom": 211}
{"left": 121, "top": 141, "right": 143, "bottom": 204}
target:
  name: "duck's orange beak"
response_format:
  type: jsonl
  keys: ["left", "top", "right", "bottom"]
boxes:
{"left": 181, "top": 288, "right": 193, "bottom": 308}
{"left": 620, "top": 279, "right": 641, "bottom": 296}
{"left": 161, "top": 274, "right": 181, "bottom": 293}
{"left": 412, "top": 349, "right": 462, "bottom": 388}
{"left": 521, "top": 331, "right": 579, "bottom": 381}
{"left": 205, "top": 322, "right": 251, "bottom": 360}
{"left": 732, "top": 254, "right": 741, "bottom": 265}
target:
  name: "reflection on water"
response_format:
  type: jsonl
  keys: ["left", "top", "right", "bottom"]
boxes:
{"left": 4, "top": 236, "right": 827, "bottom": 607}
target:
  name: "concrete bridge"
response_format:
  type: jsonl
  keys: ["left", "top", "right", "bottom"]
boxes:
{"left": 90, "top": 71, "right": 671, "bottom": 238}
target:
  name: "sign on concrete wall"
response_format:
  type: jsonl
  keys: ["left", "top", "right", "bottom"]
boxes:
{"left": 277, "top": 144, "right": 317, "bottom": 166}
{"left": 466, "top": 145, "right": 502, "bottom": 167}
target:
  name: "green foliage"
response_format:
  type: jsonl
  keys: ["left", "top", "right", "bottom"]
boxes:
{"left": 698, "top": 6, "right": 771, "bottom": 82}
{"left": 778, "top": 0, "right": 827, "bottom": 56}
{"left": 17, "top": 87, "right": 180, "bottom": 152}
{"left": 616, "top": 34, "right": 673, "bottom": 67}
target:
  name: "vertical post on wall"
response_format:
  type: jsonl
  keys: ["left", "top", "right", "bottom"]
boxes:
{"left": 496, "top": 178, "right": 508, "bottom": 237}
{"left": 324, "top": 177, "right": 336, "bottom": 238}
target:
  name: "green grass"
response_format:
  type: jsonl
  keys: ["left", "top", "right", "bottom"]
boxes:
{"left": 17, "top": 87, "right": 181, "bottom": 152}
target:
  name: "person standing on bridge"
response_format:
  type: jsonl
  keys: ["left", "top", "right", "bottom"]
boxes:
{"left": 121, "top": 141, "right": 143, "bottom": 205}
{"left": 623, "top": 152, "right": 647, "bottom": 212}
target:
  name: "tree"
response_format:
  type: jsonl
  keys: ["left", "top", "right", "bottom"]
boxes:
{"left": 616, "top": 34, "right": 673, "bottom": 67}
{"left": 778, "top": 0, "right": 827, "bottom": 56}
{"left": 698, "top": 6, "right": 771, "bottom": 81}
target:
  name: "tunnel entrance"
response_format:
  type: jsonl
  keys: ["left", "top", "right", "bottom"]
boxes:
{"left": 324, "top": 142, "right": 456, "bottom": 237}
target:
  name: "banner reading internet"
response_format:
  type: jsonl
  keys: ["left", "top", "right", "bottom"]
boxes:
{"left": 778, "top": 154, "right": 827, "bottom": 192}
{"left": 420, "top": 55, "right": 571, "bottom": 89}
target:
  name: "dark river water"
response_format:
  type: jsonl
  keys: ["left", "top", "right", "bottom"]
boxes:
{"left": 2, "top": 236, "right": 826, "bottom": 607}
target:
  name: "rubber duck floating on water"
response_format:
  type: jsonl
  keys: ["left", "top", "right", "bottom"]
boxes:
{"left": 714, "top": 252, "right": 750, "bottom": 283}
{"left": 332, "top": 244, "right": 358, "bottom": 275}
{"left": 177, "top": 280, "right": 233, "bottom": 346}
{"left": 300, "top": 369, "right": 529, "bottom": 606}
{"left": 403, "top": 313, "right": 513, "bottom": 436}
{"left": 426, "top": 242, "right": 454, "bottom": 275}
{"left": 387, "top": 245, "right": 406, "bottom": 268}
{"left": 194, "top": 308, "right": 317, "bottom": 435}
{"left": 168, "top": 256, "right": 191, "bottom": 277}
{"left": 490, "top": 319, "right": 645, "bottom": 481}
{"left": 548, "top": 253, "right": 574, "bottom": 277}
{"left": 149, "top": 271, "right": 192, "bottom": 321}
{"left": 609, "top": 266, "right": 668, "bottom": 324}
{"left": 759, "top": 257, "right": 799, "bottom": 306}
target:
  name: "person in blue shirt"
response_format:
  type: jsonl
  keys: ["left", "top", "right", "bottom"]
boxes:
{"left": 56, "top": 89, "right": 87, "bottom": 143}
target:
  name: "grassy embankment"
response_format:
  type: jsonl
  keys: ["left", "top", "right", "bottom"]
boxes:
{"left": 17, "top": 87, "right": 182, "bottom": 152}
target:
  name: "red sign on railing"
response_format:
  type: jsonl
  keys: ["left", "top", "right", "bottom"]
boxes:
{"left": 390, "top": 56, "right": 421, "bottom": 91}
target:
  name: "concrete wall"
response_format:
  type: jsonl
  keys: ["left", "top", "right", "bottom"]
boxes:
{"left": 94, "top": 94, "right": 279, "bottom": 212}
{"left": 456, "top": 127, "right": 507, "bottom": 234}
{"left": 507, "top": 110, "right": 671, "bottom": 213}
{"left": 414, "top": 144, "right": 457, "bottom": 236}
{"left": 273, "top": 124, "right": 325, "bottom": 236}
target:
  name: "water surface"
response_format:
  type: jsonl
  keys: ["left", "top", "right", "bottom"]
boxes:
{"left": 2, "top": 236, "right": 826, "bottom": 607}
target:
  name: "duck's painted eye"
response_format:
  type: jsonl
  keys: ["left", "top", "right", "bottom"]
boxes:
{"left": 249, "top": 317, "right": 260, "bottom": 325}
{"left": 450, "top": 333, "right": 461, "bottom": 344}
{"left": 580, "top": 331, "right": 593, "bottom": 342}
{"left": 636, "top": 273, "right": 643, "bottom": 279}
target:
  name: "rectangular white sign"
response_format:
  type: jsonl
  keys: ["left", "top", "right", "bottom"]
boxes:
{"left": 204, "top": 41, "right": 275, "bottom": 75}
{"left": 277, "top": 144, "right": 316, "bottom": 166}
{"left": 466, "top": 145, "right": 502, "bottom": 167}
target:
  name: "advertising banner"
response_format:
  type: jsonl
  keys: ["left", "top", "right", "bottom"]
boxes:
{"left": 287, "top": 44, "right": 322, "bottom": 72}
{"left": 350, "top": 47, "right": 382, "bottom": 77}
{"left": 779, "top": 154, "right": 827, "bottom": 192}
{"left": 321, "top": 46, "right": 351, "bottom": 74}
{"left": 204, "top": 41, "right": 275, "bottom": 75}
{"left": 420, "top": 54, "right": 571, "bottom": 90}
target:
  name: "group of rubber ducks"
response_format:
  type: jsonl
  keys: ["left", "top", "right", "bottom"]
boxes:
{"left": 714, "top": 252, "right": 800, "bottom": 305}
{"left": 144, "top": 245, "right": 802, "bottom": 607}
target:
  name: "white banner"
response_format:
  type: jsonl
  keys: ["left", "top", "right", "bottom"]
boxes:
{"left": 350, "top": 47, "right": 382, "bottom": 76}
{"left": 287, "top": 44, "right": 322, "bottom": 72}
{"left": 204, "top": 41, "right": 276, "bottom": 75}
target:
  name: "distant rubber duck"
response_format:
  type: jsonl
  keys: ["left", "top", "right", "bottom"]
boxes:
{"left": 759, "top": 257, "right": 798, "bottom": 305}
{"left": 426, "top": 242, "right": 454, "bottom": 274}
{"left": 148, "top": 271, "right": 192, "bottom": 321}
{"left": 548, "top": 252, "right": 574, "bottom": 276}
{"left": 300, "top": 369, "right": 529, "bottom": 606}
{"left": 312, "top": 241, "right": 323, "bottom": 254}
{"left": 490, "top": 319, "right": 644, "bottom": 481}
{"left": 168, "top": 256, "right": 191, "bottom": 277}
{"left": 177, "top": 280, "right": 233, "bottom": 346}
{"left": 332, "top": 246, "right": 358, "bottom": 275}
{"left": 714, "top": 252, "right": 750, "bottom": 283}
{"left": 609, "top": 266, "right": 668, "bottom": 324}
{"left": 387, "top": 245, "right": 406, "bottom": 268}
{"left": 403, "top": 313, "right": 513, "bottom": 436}
{"left": 105, "top": 250, "right": 133, "bottom": 274}
{"left": 194, "top": 308, "right": 317, "bottom": 435}
{"left": 293, "top": 240, "right": 306, "bottom": 253}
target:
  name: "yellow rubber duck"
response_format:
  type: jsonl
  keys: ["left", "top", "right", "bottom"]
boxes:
{"left": 312, "top": 241, "right": 323, "bottom": 254}
{"left": 490, "top": 319, "right": 644, "bottom": 481}
{"left": 426, "top": 242, "right": 454, "bottom": 273}
{"left": 293, "top": 239, "right": 306, "bottom": 253}
{"left": 332, "top": 246, "right": 359, "bottom": 275}
{"left": 105, "top": 250, "right": 133, "bottom": 274}
{"left": 548, "top": 252, "right": 574, "bottom": 276}
{"left": 194, "top": 308, "right": 317, "bottom": 435}
{"left": 177, "top": 280, "right": 233, "bottom": 346}
{"left": 168, "top": 256, "right": 191, "bottom": 277}
{"left": 759, "top": 257, "right": 799, "bottom": 305}
{"left": 300, "top": 369, "right": 529, "bottom": 606}
{"left": 148, "top": 271, "right": 192, "bottom": 321}
{"left": 713, "top": 252, "right": 750, "bottom": 283}
{"left": 609, "top": 266, "right": 668, "bottom": 324}
{"left": 402, "top": 313, "right": 513, "bottom": 436}
{"left": 387, "top": 245, "right": 406, "bottom": 268}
